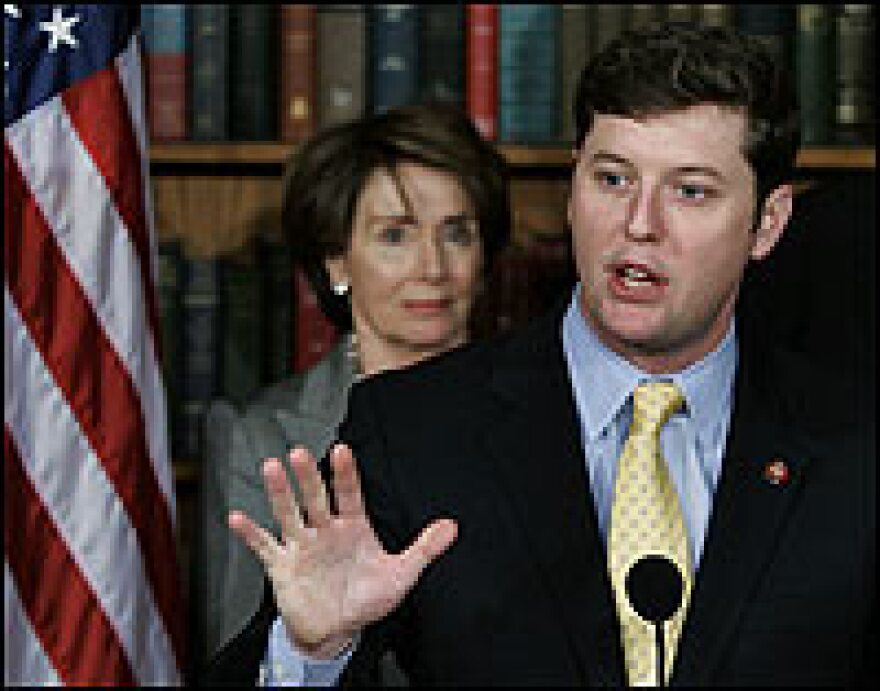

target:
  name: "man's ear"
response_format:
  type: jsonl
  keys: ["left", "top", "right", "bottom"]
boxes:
{"left": 750, "top": 184, "right": 794, "bottom": 261}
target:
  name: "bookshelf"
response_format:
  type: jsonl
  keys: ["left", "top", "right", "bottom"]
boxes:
{"left": 150, "top": 143, "right": 876, "bottom": 170}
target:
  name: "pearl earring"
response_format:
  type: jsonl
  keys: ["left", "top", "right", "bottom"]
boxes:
{"left": 332, "top": 282, "right": 349, "bottom": 296}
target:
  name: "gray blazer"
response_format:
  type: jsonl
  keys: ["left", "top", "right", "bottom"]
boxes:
{"left": 198, "top": 339, "right": 357, "bottom": 662}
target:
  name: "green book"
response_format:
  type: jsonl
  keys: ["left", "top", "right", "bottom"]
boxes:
{"left": 221, "top": 245, "right": 265, "bottom": 404}
{"left": 263, "top": 242, "right": 294, "bottom": 384}
{"left": 834, "top": 5, "right": 875, "bottom": 144}
{"left": 230, "top": 5, "right": 277, "bottom": 140}
{"left": 157, "top": 240, "right": 183, "bottom": 458}
{"left": 797, "top": 5, "right": 835, "bottom": 145}
{"left": 562, "top": 5, "right": 589, "bottom": 143}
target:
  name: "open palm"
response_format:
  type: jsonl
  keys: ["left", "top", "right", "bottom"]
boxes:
{"left": 228, "top": 444, "right": 457, "bottom": 658}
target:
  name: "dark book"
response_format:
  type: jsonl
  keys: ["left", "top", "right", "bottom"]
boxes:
{"left": 190, "top": 4, "right": 229, "bottom": 141}
{"left": 466, "top": 4, "right": 498, "bottom": 141}
{"left": 180, "top": 255, "right": 224, "bottom": 462}
{"left": 279, "top": 4, "right": 317, "bottom": 143}
{"left": 292, "top": 268, "right": 338, "bottom": 374}
{"left": 592, "top": 5, "right": 627, "bottom": 55}
{"left": 141, "top": 4, "right": 188, "bottom": 142}
{"left": 419, "top": 5, "right": 465, "bottom": 106}
{"left": 498, "top": 5, "right": 560, "bottom": 144}
{"left": 263, "top": 243, "right": 294, "bottom": 384}
{"left": 221, "top": 244, "right": 265, "bottom": 405}
{"left": 834, "top": 5, "right": 875, "bottom": 145}
{"left": 665, "top": 5, "right": 696, "bottom": 23}
{"left": 735, "top": 5, "right": 795, "bottom": 74}
{"left": 796, "top": 5, "right": 835, "bottom": 145}
{"left": 370, "top": 5, "right": 420, "bottom": 114}
{"left": 629, "top": 4, "right": 661, "bottom": 30}
{"left": 157, "top": 240, "right": 183, "bottom": 459}
{"left": 562, "top": 5, "right": 589, "bottom": 143}
{"left": 317, "top": 5, "right": 368, "bottom": 128}
{"left": 697, "top": 4, "right": 735, "bottom": 28}
{"left": 230, "top": 5, "right": 277, "bottom": 140}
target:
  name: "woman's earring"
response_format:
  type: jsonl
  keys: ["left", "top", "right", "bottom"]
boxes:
{"left": 332, "top": 282, "right": 350, "bottom": 296}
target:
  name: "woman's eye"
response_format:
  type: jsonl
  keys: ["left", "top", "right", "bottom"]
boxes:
{"left": 379, "top": 225, "right": 408, "bottom": 243}
{"left": 443, "top": 222, "right": 478, "bottom": 246}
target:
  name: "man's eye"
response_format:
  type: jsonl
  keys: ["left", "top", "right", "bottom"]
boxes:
{"left": 677, "top": 183, "right": 713, "bottom": 201}
{"left": 597, "top": 171, "right": 628, "bottom": 188}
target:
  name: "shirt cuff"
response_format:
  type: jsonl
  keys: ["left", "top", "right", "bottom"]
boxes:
{"left": 260, "top": 615, "right": 357, "bottom": 687}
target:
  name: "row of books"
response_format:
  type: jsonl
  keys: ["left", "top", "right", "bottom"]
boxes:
{"left": 156, "top": 232, "right": 574, "bottom": 463}
{"left": 141, "top": 4, "right": 875, "bottom": 148}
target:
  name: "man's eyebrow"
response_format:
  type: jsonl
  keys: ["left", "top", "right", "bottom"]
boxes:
{"left": 589, "top": 152, "right": 727, "bottom": 181}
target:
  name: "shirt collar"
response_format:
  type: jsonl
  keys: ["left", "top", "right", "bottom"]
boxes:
{"left": 562, "top": 285, "right": 737, "bottom": 446}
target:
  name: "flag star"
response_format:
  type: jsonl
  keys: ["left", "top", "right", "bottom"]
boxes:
{"left": 39, "top": 6, "right": 80, "bottom": 53}
{"left": 4, "top": 4, "right": 21, "bottom": 18}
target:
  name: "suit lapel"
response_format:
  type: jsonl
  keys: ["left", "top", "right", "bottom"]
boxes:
{"left": 673, "top": 338, "right": 813, "bottom": 685}
{"left": 480, "top": 310, "right": 625, "bottom": 686}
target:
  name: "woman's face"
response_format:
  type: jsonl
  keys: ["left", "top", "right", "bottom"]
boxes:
{"left": 326, "top": 162, "right": 484, "bottom": 373}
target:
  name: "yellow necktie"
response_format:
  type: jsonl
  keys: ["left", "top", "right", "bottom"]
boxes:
{"left": 608, "top": 382, "right": 692, "bottom": 686}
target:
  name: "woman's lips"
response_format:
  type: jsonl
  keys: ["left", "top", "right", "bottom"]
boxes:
{"left": 403, "top": 299, "right": 452, "bottom": 314}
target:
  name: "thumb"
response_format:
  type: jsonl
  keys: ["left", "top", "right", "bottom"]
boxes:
{"left": 396, "top": 518, "right": 458, "bottom": 587}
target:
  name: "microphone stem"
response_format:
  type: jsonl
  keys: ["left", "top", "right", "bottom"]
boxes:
{"left": 656, "top": 623, "right": 665, "bottom": 687}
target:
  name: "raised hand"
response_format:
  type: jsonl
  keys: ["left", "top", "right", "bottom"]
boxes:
{"left": 228, "top": 443, "right": 457, "bottom": 659}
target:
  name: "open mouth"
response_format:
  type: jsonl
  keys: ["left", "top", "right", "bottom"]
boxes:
{"left": 611, "top": 262, "right": 669, "bottom": 287}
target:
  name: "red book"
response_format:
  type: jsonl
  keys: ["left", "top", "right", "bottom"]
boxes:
{"left": 143, "top": 5, "right": 188, "bottom": 142}
{"left": 292, "top": 268, "right": 339, "bottom": 373}
{"left": 466, "top": 4, "right": 498, "bottom": 141}
{"left": 279, "top": 5, "right": 317, "bottom": 143}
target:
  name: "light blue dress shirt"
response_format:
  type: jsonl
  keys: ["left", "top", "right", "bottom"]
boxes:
{"left": 262, "top": 285, "right": 737, "bottom": 686}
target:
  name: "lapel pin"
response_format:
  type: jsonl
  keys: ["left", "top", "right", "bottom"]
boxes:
{"left": 763, "top": 459, "right": 790, "bottom": 487}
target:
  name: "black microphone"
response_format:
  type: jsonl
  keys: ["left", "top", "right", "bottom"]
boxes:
{"left": 625, "top": 555, "right": 684, "bottom": 687}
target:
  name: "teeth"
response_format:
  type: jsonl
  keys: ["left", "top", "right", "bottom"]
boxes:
{"left": 622, "top": 266, "right": 651, "bottom": 281}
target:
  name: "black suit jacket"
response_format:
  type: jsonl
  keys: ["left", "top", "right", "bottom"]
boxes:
{"left": 204, "top": 304, "right": 875, "bottom": 686}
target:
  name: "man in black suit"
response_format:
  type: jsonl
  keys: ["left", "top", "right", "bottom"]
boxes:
{"left": 217, "top": 22, "right": 874, "bottom": 686}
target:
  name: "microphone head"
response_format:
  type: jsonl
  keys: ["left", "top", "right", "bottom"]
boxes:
{"left": 625, "top": 555, "right": 684, "bottom": 625}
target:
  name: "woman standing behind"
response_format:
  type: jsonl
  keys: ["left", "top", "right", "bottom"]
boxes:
{"left": 195, "top": 103, "right": 510, "bottom": 678}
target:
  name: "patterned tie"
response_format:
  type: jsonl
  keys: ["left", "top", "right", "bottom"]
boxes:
{"left": 608, "top": 381, "right": 692, "bottom": 686}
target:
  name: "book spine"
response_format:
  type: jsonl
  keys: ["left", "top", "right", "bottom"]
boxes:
{"left": 665, "top": 5, "right": 696, "bottom": 23}
{"left": 466, "top": 4, "right": 498, "bottom": 141}
{"left": 629, "top": 4, "right": 661, "bottom": 30}
{"left": 317, "top": 5, "right": 367, "bottom": 128}
{"left": 221, "top": 246, "right": 265, "bottom": 404}
{"left": 142, "top": 4, "right": 188, "bottom": 142}
{"left": 190, "top": 4, "right": 229, "bottom": 141}
{"left": 157, "top": 240, "right": 183, "bottom": 459}
{"left": 230, "top": 5, "right": 277, "bottom": 140}
{"left": 796, "top": 4, "right": 835, "bottom": 145}
{"left": 592, "top": 5, "right": 627, "bottom": 55}
{"left": 180, "top": 256, "right": 223, "bottom": 461}
{"left": 292, "top": 268, "right": 338, "bottom": 374}
{"left": 736, "top": 5, "right": 795, "bottom": 73}
{"left": 834, "top": 5, "right": 875, "bottom": 145}
{"left": 279, "top": 4, "right": 317, "bottom": 143}
{"left": 419, "top": 5, "right": 465, "bottom": 106}
{"left": 561, "top": 5, "right": 589, "bottom": 143}
{"left": 498, "top": 5, "right": 560, "bottom": 144}
{"left": 370, "top": 5, "right": 419, "bottom": 114}
{"left": 263, "top": 243, "right": 294, "bottom": 384}
{"left": 697, "top": 5, "right": 735, "bottom": 28}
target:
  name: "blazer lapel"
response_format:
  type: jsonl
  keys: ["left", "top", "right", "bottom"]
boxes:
{"left": 673, "top": 340, "right": 813, "bottom": 685}
{"left": 480, "top": 310, "right": 625, "bottom": 686}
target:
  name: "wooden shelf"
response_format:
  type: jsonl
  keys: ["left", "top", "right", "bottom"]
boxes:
{"left": 149, "top": 142, "right": 875, "bottom": 171}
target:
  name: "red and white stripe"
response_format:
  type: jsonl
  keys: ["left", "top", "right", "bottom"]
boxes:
{"left": 4, "top": 31, "right": 184, "bottom": 685}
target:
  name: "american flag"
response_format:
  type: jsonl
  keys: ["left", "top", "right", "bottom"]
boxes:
{"left": 5, "top": 5, "right": 184, "bottom": 684}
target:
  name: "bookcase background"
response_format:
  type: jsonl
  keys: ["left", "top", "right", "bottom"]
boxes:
{"left": 143, "top": 5, "right": 875, "bottom": 669}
